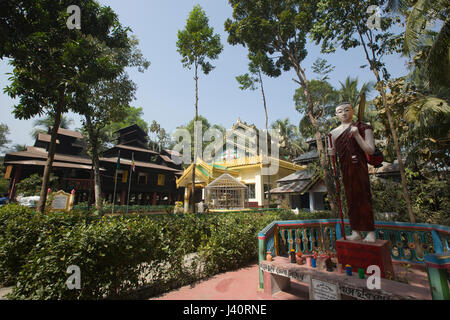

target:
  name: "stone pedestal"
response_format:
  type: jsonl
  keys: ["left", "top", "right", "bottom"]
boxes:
{"left": 336, "top": 239, "right": 394, "bottom": 279}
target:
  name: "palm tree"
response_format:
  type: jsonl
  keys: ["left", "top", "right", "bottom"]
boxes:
{"left": 388, "top": 0, "right": 449, "bottom": 90}
{"left": 31, "top": 115, "right": 73, "bottom": 139}
{"left": 271, "top": 118, "right": 307, "bottom": 160}
{"left": 338, "top": 76, "right": 374, "bottom": 109}
{"left": 12, "top": 144, "right": 27, "bottom": 151}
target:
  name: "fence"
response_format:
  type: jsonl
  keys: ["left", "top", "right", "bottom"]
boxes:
{"left": 257, "top": 219, "right": 450, "bottom": 289}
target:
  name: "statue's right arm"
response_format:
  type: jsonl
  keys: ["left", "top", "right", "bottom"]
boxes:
{"left": 328, "top": 131, "right": 336, "bottom": 156}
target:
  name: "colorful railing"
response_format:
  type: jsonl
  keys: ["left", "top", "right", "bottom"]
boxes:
{"left": 257, "top": 219, "right": 450, "bottom": 289}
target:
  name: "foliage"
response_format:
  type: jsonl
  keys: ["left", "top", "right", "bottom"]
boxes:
{"left": 2, "top": 0, "right": 141, "bottom": 212}
{"left": 15, "top": 173, "right": 59, "bottom": 197}
{"left": 373, "top": 77, "right": 450, "bottom": 167}
{"left": 371, "top": 174, "right": 450, "bottom": 226}
{"left": 401, "top": 0, "right": 449, "bottom": 90}
{"left": 294, "top": 79, "right": 339, "bottom": 138}
{"left": 176, "top": 4, "right": 223, "bottom": 76}
{"left": 177, "top": 115, "right": 226, "bottom": 162}
{"left": 0, "top": 123, "right": 10, "bottom": 150}
{"left": 102, "top": 106, "right": 150, "bottom": 145}
{"left": 31, "top": 115, "right": 73, "bottom": 140}
{"left": 0, "top": 205, "right": 94, "bottom": 286}
{"left": 271, "top": 118, "right": 307, "bottom": 160}
{"left": 0, "top": 206, "right": 320, "bottom": 299}
{"left": 149, "top": 120, "right": 171, "bottom": 152}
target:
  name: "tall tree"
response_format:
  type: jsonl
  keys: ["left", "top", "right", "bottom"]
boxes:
{"left": 311, "top": 0, "right": 417, "bottom": 223}
{"left": 177, "top": 4, "right": 223, "bottom": 213}
{"left": 149, "top": 120, "right": 161, "bottom": 151}
{"left": 236, "top": 51, "right": 280, "bottom": 205}
{"left": 338, "top": 76, "right": 374, "bottom": 107}
{"left": 225, "top": 0, "right": 340, "bottom": 215}
{"left": 271, "top": 118, "right": 307, "bottom": 160}
{"left": 3, "top": 1, "right": 136, "bottom": 212}
{"left": 103, "top": 106, "right": 150, "bottom": 147}
{"left": 177, "top": 115, "right": 225, "bottom": 162}
{"left": 400, "top": 0, "right": 449, "bottom": 91}
{"left": 78, "top": 74, "right": 141, "bottom": 210}
{"left": 0, "top": 124, "right": 9, "bottom": 151}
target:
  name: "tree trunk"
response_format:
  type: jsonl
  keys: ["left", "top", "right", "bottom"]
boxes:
{"left": 37, "top": 86, "right": 65, "bottom": 213}
{"left": 354, "top": 27, "right": 416, "bottom": 224}
{"left": 288, "top": 56, "right": 338, "bottom": 216}
{"left": 374, "top": 71, "right": 416, "bottom": 223}
{"left": 86, "top": 116, "right": 102, "bottom": 211}
{"left": 259, "top": 69, "right": 271, "bottom": 208}
{"left": 191, "top": 63, "right": 199, "bottom": 213}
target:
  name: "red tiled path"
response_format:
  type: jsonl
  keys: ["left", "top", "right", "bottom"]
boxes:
{"left": 152, "top": 262, "right": 430, "bottom": 300}
{"left": 152, "top": 264, "right": 309, "bottom": 300}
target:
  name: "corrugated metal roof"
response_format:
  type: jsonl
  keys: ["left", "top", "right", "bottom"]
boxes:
{"left": 269, "top": 180, "right": 311, "bottom": 194}
{"left": 277, "top": 170, "right": 315, "bottom": 183}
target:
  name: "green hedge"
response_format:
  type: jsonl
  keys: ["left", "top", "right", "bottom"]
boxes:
{"left": 0, "top": 204, "right": 332, "bottom": 299}
{"left": 73, "top": 203, "right": 174, "bottom": 214}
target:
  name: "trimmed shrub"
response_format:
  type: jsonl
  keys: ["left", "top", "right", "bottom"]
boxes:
{"left": 1, "top": 207, "right": 329, "bottom": 299}
{"left": 0, "top": 204, "right": 97, "bottom": 286}
{"left": 9, "top": 216, "right": 163, "bottom": 299}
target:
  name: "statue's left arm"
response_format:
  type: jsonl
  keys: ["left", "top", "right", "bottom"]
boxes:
{"left": 350, "top": 126, "right": 375, "bottom": 155}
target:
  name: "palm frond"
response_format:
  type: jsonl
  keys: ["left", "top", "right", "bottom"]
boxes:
{"left": 404, "top": 0, "right": 432, "bottom": 55}
{"left": 426, "top": 17, "right": 450, "bottom": 89}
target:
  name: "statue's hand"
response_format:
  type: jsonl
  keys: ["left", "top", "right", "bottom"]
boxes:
{"left": 350, "top": 126, "right": 359, "bottom": 137}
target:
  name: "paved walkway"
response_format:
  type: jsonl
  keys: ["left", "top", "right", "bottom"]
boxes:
{"left": 152, "top": 262, "right": 431, "bottom": 300}
{"left": 152, "top": 264, "right": 309, "bottom": 300}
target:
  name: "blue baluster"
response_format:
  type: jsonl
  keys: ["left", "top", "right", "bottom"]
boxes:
{"left": 432, "top": 230, "right": 444, "bottom": 254}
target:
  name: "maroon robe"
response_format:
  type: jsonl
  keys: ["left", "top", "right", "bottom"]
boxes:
{"left": 335, "top": 123, "right": 375, "bottom": 231}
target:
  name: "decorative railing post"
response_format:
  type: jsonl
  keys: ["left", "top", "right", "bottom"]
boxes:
{"left": 431, "top": 230, "right": 444, "bottom": 253}
{"left": 258, "top": 237, "right": 265, "bottom": 290}
{"left": 336, "top": 222, "right": 342, "bottom": 240}
{"left": 424, "top": 252, "right": 450, "bottom": 300}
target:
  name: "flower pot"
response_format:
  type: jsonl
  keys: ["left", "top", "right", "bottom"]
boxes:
{"left": 266, "top": 251, "right": 272, "bottom": 262}
{"left": 296, "top": 255, "right": 304, "bottom": 265}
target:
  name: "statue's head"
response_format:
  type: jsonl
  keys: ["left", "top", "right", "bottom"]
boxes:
{"left": 336, "top": 102, "right": 354, "bottom": 123}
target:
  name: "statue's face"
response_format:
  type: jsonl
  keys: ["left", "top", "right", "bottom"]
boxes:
{"left": 336, "top": 104, "right": 354, "bottom": 123}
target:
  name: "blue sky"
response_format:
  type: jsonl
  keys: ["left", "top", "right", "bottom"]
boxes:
{"left": 0, "top": 0, "right": 410, "bottom": 149}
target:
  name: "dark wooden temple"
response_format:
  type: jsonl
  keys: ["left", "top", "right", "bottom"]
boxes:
{"left": 3, "top": 125, "right": 184, "bottom": 206}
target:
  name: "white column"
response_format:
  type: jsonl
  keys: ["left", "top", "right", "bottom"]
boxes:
{"left": 309, "top": 192, "right": 315, "bottom": 212}
{"left": 256, "top": 173, "right": 264, "bottom": 207}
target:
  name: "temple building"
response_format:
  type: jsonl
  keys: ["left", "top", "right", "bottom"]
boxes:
{"left": 176, "top": 118, "right": 304, "bottom": 210}
{"left": 3, "top": 125, "right": 183, "bottom": 205}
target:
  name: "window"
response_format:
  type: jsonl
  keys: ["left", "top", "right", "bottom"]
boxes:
{"left": 157, "top": 174, "right": 165, "bottom": 186}
{"left": 138, "top": 172, "right": 148, "bottom": 184}
{"left": 115, "top": 170, "right": 128, "bottom": 183}
{"left": 247, "top": 184, "right": 256, "bottom": 199}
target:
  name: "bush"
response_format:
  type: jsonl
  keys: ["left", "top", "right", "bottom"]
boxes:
{"left": 15, "top": 173, "right": 59, "bottom": 197}
{"left": 0, "top": 204, "right": 97, "bottom": 286}
{"left": 10, "top": 217, "right": 163, "bottom": 299}
{"left": 371, "top": 175, "right": 450, "bottom": 225}
{"left": 0, "top": 207, "right": 327, "bottom": 299}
